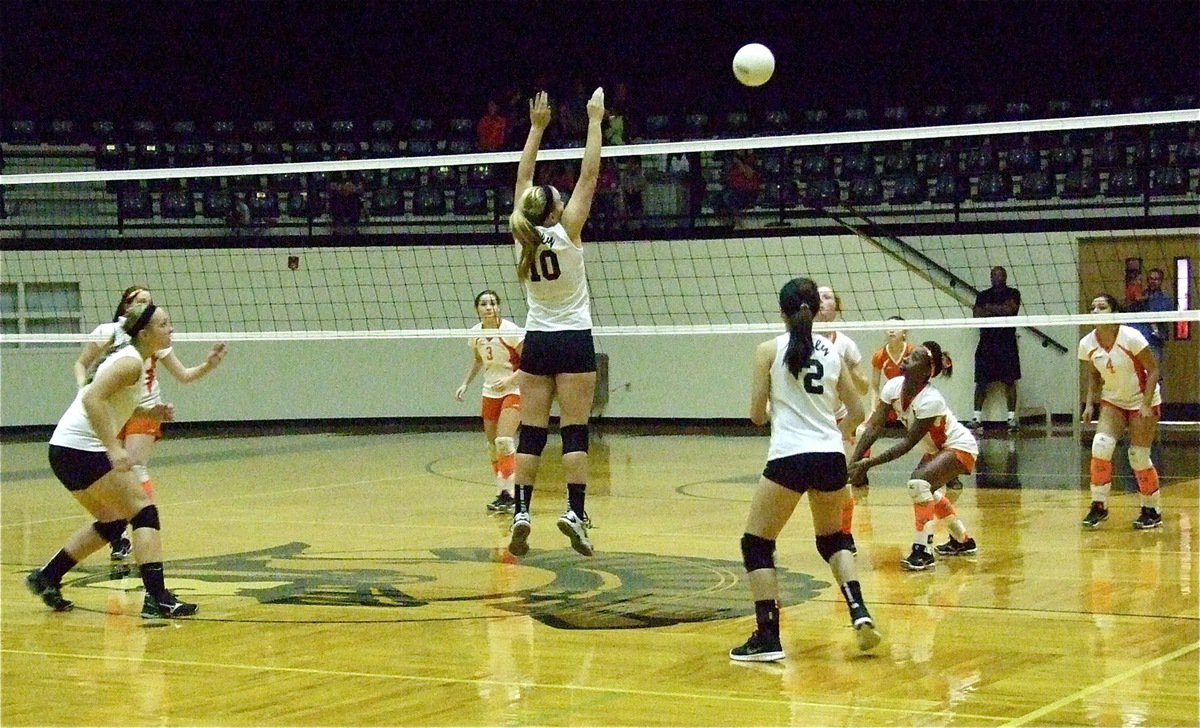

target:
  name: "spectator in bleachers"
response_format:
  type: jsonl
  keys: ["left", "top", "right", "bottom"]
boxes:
{"left": 226, "top": 192, "right": 250, "bottom": 228}
{"left": 717, "top": 149, "right": 762, "bottom": 223}
{"left": 502, "top": 85, "right": 531, "bottom": 151}
{"left": 557, "top": 77, "right": 591, "bottom": 142}
{"left": 477, "top": 99, "right": 508, "bottom": 152}
{"left": 328, "top": 154, "right": 363, "bottom": 230}
{"left": 603, "top": 82, "right": 632, "bottom": 146}
{"left": 618, "top": 157, "right": 647, "bottom": 227}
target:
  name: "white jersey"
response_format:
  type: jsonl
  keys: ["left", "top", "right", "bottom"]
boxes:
{"left": 51, "top": 345, "right": 146, "bottom": 451}
{"left": 767, "top": 333, "right": 846, "bottom": 461}
{"left": 88, "top": 320, "right": 169, "bottom": 407}
{"left": 518, "top": 222, "right": 592, "bottom": 331}
{"left": 826, "top": 330, "right": 863, "bottom": 421}
{"left": 470, "top": 319, "right": 523, "bottom": 398}
{"left": 879, "top": 376, "right": 978, "bottom": 457}
{"left": 1078, "top": 326, "right": 1162, "bottom": 410}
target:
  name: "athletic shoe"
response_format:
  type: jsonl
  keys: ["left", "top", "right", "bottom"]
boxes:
{"left": 1132, "top": 507, "right": 1163, "bottom": 530}
{"left": 141, "top": 591, "right": 198, "bottom": 619}
{"left": 556, "top": 510, "right": 594, "bottom": 556}
{"left": 487, "top": 492, "right": 516, "bottom": 514}
{"left": 508, "top": 512, "right": 531, "bottom": 556}
{"left": 965, "top": 418, "right": 982, "bottom": 431}
{"left": 25, "top": 570, "right": 73, "bottom": 612}
{"left": 934, "top": 536, "right": 978, "bottom": 556}
{"left": 900, "top": 544, "right": 936, "bottom": 571}
{"left": 850, "top": 608, "right": 882, "bottom": 652}
{"left": 946, "top": 476, "right": 964, "bottom": 490}
{"left": 1081, "top": 502, "right": 1109, "bottom": 528}
{"left": 110, "top": 536, "right": 132, "bottom": 562}
{"left": 729, "top": 630, "right": 785, "bottom": 662}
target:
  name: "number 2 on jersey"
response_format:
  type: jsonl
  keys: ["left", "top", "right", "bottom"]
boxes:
{"left": 802, "top": 358, "right": 824, "bottom": 394}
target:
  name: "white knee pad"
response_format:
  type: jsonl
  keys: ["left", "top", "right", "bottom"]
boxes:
{"left": 907, "top": 479, "right": 934, "bottom": 504}
{"left": 1128, "top": 446, "right": 1153, "bottom": 471}
{"left": 132, "top": 464, "right": 150, "bottom": 484}
{"left": 1091, "top": 432, "right": 1117, "bottom": 462}
{"left": 495, "top": 436, "right": 516, "bottom": 456}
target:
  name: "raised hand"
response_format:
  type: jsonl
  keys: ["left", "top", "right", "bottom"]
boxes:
{"left": 586, "top": 87, "right": 605, "bottom": 123}
{"left": 529, "top": 91, "right": 551, "bottom": 129}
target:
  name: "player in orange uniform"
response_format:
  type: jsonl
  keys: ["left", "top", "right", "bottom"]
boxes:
{"left": 456, "top": 289, "right": 524, "bottom": 513}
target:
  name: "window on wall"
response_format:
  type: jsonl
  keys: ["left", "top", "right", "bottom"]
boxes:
{"left": 0, "top": 281, "right": 82, "bottom": 348}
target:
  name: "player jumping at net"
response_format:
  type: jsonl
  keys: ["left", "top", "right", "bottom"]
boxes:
{"left": 505, "top": 87, "right": 605, "bottom": 558}
{"left": 730, "top": 277, "right": 881, "bottom": 662}
{"left": 455, "top": 289, "right": 524, "bottom": 514}
{"left": 1079, "top": 293, "right": 1164, "bottom": 530}
{"left": 29, "top": 302, "right": 197, "bottom": 618}
{"left": 848, "top": 342, "right": 980, "bottom": 571}
{"left": 74, "top": 286, "right": 227, "bottom": 560}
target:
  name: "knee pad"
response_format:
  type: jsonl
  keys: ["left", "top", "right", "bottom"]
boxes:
{"left": 815, "top": 532, "right": 855, "bottom": 562}
{"left": 1128, "top": 446, "right": 1153, "bottom": 471}
{"left": 517, "top": 425, "right": 548, "bottom": 457}
{"left": 130, "top": 504, "right": 160, "bottom": 531}
{"left": 907, "top": 479, "right": 934, "bottom": 504}
{"left": 1091, "top": 432, "right": 1117, "bottom": 462}
{"left": 93, "top": 519, "right": 127, "bottom": 543}
{"left": 740, "top": 533, "right": 776, "bottom": 572}
{"left": 560, "top": 424, "right": 589, "bottom": 454}
{"left": 495, "top": 436, "right": 516, "bottom": 456}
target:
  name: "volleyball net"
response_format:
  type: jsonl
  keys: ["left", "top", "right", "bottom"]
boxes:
{"left": 1, "top": 109, "right": 1197, "bottom": 346}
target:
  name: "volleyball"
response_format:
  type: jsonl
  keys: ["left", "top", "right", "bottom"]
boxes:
{"left": 732, "top": 43, "right": 775, "bottom": 87}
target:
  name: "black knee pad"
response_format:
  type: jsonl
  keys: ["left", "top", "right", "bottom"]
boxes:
{"left": 815, "top": 532, "right": 855, "bottom": 562}
{"left": 560, "top": 424, "right": 589, "bottom": 454}
{"left": 741, "top": 533, "right": 776, "bottom": 572}
{"left": 130, "top": 505, "right": 160, "bottom": 531}
{"left": 517, "top": 425, "right": 549, "bottom": 457}
{"left": 93, "top": 519, "right": 127, "bottom": 543}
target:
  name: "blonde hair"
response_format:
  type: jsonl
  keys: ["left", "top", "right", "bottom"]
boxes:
{"left": 510, "top": 185, "right": 553, "bottom": 281}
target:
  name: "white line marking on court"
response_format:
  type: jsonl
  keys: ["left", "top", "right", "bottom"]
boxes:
{"left": 1001, "top": 640, "right": 1200, "bottom": 727}
{"left": 1, "top": 647, "right": 1008, "bottom": 723}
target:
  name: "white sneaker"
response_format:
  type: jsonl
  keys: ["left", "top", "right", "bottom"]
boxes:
{"left": 556, "top": 510, "right": 593, "bottom": 556}
{"left": 508, "top": 512, "right": 531, "bottom": 556}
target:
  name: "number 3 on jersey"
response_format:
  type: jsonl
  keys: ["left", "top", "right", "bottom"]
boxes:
{"left": 529, "top": 249, "right": 561, "bottom": 282}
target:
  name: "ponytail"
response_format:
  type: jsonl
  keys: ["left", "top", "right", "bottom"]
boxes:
{"left": 783, "top": 304, "right": 814, "bottom": 378}
{"left": 922, "top": 340, "right": 954, "bottom": 378}
{"left": 510, "top": 186, "right": 553, "bottom": 281}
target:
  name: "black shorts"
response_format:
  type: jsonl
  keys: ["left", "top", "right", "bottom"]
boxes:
{"left": 763, "top": 452, "right": 847, "bottom": 494}
{"left": 521, "top": 329, "right": 597, "bottom": 376}
{"left": 48, "top": 444, "right": 112, "bottom": 492}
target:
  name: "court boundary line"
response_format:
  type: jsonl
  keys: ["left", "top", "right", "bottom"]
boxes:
{"left": 1001, "top": 640, "right": 1200, "bottom": 727}
{"left": 1, "top": 647, "right": 1008, "bottom": 724}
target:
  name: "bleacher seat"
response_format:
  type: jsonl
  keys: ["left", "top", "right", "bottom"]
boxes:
{"left": 962, "top": 103, "right": 991, "bottom": 123}
{"left": 883, "top": 106, "right": 910, "bottom": 127}
{"left": 930, "top": 173, "right": 965, "bottom": 203}
{"left": 1062, "top": 170, "right": 1099, "bottom": 197}
{"left": 847, "top": 176, "right": 883, "bottom": 205}
{"left": 1046, "top": 146, "right": 1082, "bottom": 173}
{"left": 467, "top": 164, "right": 495, "bottom": 187}
{"left": 391, "top": 167, "right": 420, "bottom": 189}
{"left": 430, "top": 165, "right": 458, "bottom": 188}
{"left": 802, "top": 109, "right": 830, "bottom": 132}
{"left": 160, "top": 190, "right": 196, "bottom": 218}
{"left": 839, "top": 148, "right": 874, "bottom": 179}
{"left": 974, "top": 172, "right": 1012, "bottom": 202}
{"left": 803, "top": 178, "right": 839, "bottom": 207}
{"left": 759, "top": 180, "right": 799, "bottom": 208}
{"left": 412, "top": 187, "right": 447, "bottom": 215}
{"left": 369, "top": 139, "right": 399, "bottom": 158}
{"left": 332, "top": 141, "right": 359, "bottom": 159}
{"left": 1134, "top": 140, "right": 1169, "bottom": 166}
{"left": 1149, "top": 167, "right": 1188, "bottom": 195}
{"left": 247, "top": 190, "right": 280, "bottom": 219}
{"left": 1016, "top": 170, "right": 1054, "bottom": 200}
{"left": 1176, "top": 141, "right": 1200, "bottom": 168}
{"left": 1005, "top": 145, "right": 1041, "bottom": 173}
{"left": 763, "top": 110, "right": 790, "bottom": 133}
{"left": 642, "top": 114, "right": 671, "bottom": 139}
{"left": 291, "top": 141, "right": 323, "bottom": 162}
{"left": 117, "top": 189, "right": 153, "bottom": 219}
{"left": 799, "top": 153, "right": 833, "bottom": 179}
{"left": 1106, "top": 167, "right": 1142, "bottom": 197}
{"left": 51, "top": 120, "right": 78, "bottom": 144}
{"left": 882, "top": 149, "right": 915, "bottom": 177}
{"left": 370, "top": 186, "right": 404, "bottom": 216}
{"left": 964, "top": 146, "right": 997, "bottom": 175}
{"left": 214, "top": 142, "right": 247, "bottom": 165}
{"left": 407, "top": 139, "right": 436, "bottom": 156}
{"left": 684, "top": 113, "right": 709, "bottom": 137}
{"left": 842, "top": 108, "right": 869, "bottom": 129}
{"left": 1090, "top": 143, "right": 1124, "bottom": 171}
{"left": 924, "top": 148, "right": 958, "bottom": 176}
{"left": 454, "top": 187, "right": 489, "bottom": 215}
{"left": 174, "top": 142, "right": 207, "bottom": 167}
{"left": 446, "top": 138, "right": 473, "bottom": 154}
{"left": 286, "top": 190, "right": 326, "bottom": 218}
{"left": 96, "top": 143, "right": 128, "bottom": 171}
{"left": 722, "top": 112, "right": 749, "bottom": 135}
{"left": 202, "top": 190, "right": 233, "bottom": 219}
{"left": 890, "top": 173, "right": 926, "bottom": 204}
{"left": 253, "top": 142, "right": 283, "bottom": 163}
{"left": 1003, "top": 102, "right": 1032, "bottom": 120}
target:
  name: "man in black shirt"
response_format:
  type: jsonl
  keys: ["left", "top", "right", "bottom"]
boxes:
{"left": 969, "top": 266, "right": 1021, "bottom": 430}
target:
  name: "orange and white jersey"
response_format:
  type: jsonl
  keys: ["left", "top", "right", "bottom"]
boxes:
{"left": 470, "top": 319, "right": 523, "bottom": 399}
{"left": 879, "top": 376, "right": 979, "bottom": 457}
{"left": 1078, "top": 326, "right": 1162, "bottom": 410}
{"left": 872, "top": 343, "right": 913, "bottom": 383}
{"left": 88, "top": 320, "right": 167, "bottom": 407}
{"left": 826, "top": 330, "right": 863, "bottom": 421}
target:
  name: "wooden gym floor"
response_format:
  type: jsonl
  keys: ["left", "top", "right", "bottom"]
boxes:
{"left": 2, "top": 425, "right": 1197, "bottom": 726}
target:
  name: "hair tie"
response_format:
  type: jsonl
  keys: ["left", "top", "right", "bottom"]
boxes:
{"left": 126, "top": 303, "right": 157, "bottom": 338}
